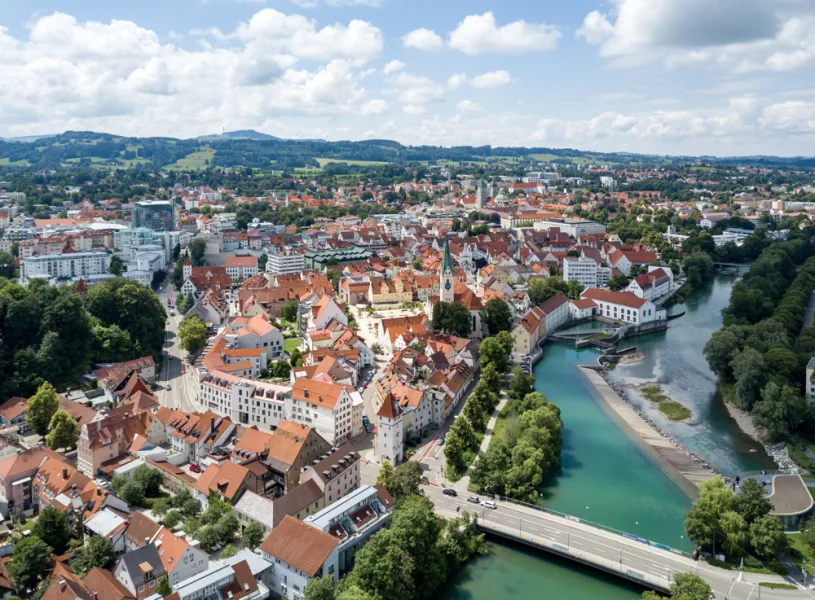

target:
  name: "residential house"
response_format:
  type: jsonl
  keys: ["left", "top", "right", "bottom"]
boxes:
{"left": 114, "top": 543, "right": 167, "bottom": 600}
{"left": 299, "top": 443, "right": 360, "bottom": 506}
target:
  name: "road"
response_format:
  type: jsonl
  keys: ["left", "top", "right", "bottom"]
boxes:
{"left": 423, "top": 485, "right": 813, "bottom": 599}
{"left": 156, "top": 286, "right": 200, "bottom": 413}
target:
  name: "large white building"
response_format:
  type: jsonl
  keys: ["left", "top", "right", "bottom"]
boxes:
{"left": 267, "top": 252, "right": 306, "bottom": 275}
{"left": 21, "top": 250, "right": 111, "bottom": 283}
{"left": 626, "top": 267, "right": 673, "bottom": 301}
{"left": 581, "top": 288, "right": 666, "bottom": 325}
{"left": 533, "top": 218, "right": 607, "bottom": 238}
{"left": 563, "top": 256, "right": 600, "bottom": 288}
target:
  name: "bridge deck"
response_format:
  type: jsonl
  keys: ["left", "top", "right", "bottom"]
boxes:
{"left": 428, "top": 486, "right": 807, "bottom": 599}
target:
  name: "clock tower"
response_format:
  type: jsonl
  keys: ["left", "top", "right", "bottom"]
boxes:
{"left": 440, "top": 239, "right": 455, "bottom": 303}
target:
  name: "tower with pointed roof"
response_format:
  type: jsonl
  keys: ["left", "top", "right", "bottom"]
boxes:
{"left": 475, "top": 180, "right": 487, "bottom": 209}
{"left": 182, "top": 255, "right": 192, "bottom": 280}
{"left": 440, "top": 239, "right": 455, "bottom": 303}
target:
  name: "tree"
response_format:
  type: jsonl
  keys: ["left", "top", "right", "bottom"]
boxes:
{"left": 684, "top": 477, "right": 735, "bottom": 551}
{"left": 26, "top": 381, "right": 59, "bottom": 438}
{"left": 431, "top": 301, "right": 472, "bottom": 337}
{"left": 162, "top": 511, "right": 182, "bottom": 529}
{"left": 801, "top": 517, "right": 815, "bottom": 551}
{"left": 151, "top": 497, "right": 172, "bottom": 518}
{"left": 180, "top": 497, "right": 202, "bottom": 519}
{"left": 220, "top": 544, "right": 239, "bottom": 559}
{"left": 189, "top": 239, "right": 207, "bottom": 266}
{"left": 386, "top": 461, "right": 424, "bottom": 501}
{"left": 730, "top": 348, "right": 769, "bottom": 411}
{"left": 748, "top": 515, "right": 788, "bottom": 561}
{"left": 109, "top": 255, "right": 125, "bottom": 276}
{"left": 243, "top": 522, "right": 265, "bottom": 550}
{"left": 91, "top": 323, "right": 135, "bottom": 363}
{"left": 376, "top": 460, "right": 394, "bottom": 490}
{"left": 734, "top": 478, "right": 772, "bottom": 525}
{"left": 179, "top": 315, "right": 208, "bottom": 355}
{"left": 670, "top": 573, "right": 713, "bottom": 600}
{"left": 46, "top": 410, "right": 79, "bottom": 451}
{"left": 304, "top": 576, "right": 335, "bottom": 600}
{"left": 0, "top": 251, "right": 14, "bottom": 278}
{"left": 509, "top": 367, "right": 535, "bottom": 402}
{"left": 258, "top": 253, "right": 268, "bottom": 272}
{"left": 463, "top": 397, "right": 487, "bottom": 431}
{"left": 281, "top": 299, "right": 299, "bottom": 322}
{"left": 607, "top": 274, "right": 630, "bottom": 291}
{"left": 196, "top": 525, "right": 221, "bottom": 552}
{"left": 566, "top": 279, "right": 584, "bottom": 300}
{"left": 479, "top": 337, "right": 509, "bottom": 373}
{"left": 703, "top": 327, "right": 745, "bottom": 379}
{"left": 718, "top": 510, "right": 747, "bottom": 556}
{"left": 343, "top": 529, "right": 415, "bottom": 600}
{"left": 73, "top": 535, "right": 115, "bottom": 574}
{"left": 752, "top": 382, "right": 808, "bottom": 441}
{"left": 215, "top": 512, "right": 240, "bottom": 545}
{"left": 9, "top": 536, "right": 52, "bottom": 592}
{"left": 32, "top": 505, "right": 72, "bottom": 555}
{"left": 118, "top": 479, "right": 145, "bottom": 506}
{"left": 483, "top": 299, "right": 512, "bottom": 335}
{"left": 527, "top": 277, "right": 569, "bottom": 306}
{"left": 156, "top": 577, "right": 172, "bottom": 598}
{"left": 131, "top": 465, "right": 164, "bottom": 497}
{"left": 336, "top": 585, "right": 374, "bottom": 600}
{"left": 172, "top": 243, "right": 181, "bottom": 261}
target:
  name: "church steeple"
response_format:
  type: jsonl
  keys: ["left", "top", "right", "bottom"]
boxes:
{"left": 440, "top": 239, "right": 455, "bottom": 303}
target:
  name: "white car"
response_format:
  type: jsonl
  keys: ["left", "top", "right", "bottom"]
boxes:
{"left": 480, "top": 500, "right": 497, "bottom": 509}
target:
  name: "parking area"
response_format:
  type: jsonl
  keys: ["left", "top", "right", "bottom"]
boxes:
{"left": 180, "top": 463, "right": 203, "bottom": 480}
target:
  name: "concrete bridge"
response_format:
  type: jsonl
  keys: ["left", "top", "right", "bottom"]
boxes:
{"left": 426, "top": 486, "right": 811, "bottom": 599}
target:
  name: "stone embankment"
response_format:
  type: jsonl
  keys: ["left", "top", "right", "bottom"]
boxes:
{"left": 723, "top": 401, "right": 798, "bottom": 474}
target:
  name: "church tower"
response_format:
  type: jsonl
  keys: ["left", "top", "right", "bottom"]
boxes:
{"left": 441, "top": 239, "right": 455, "bottom": 303}
{"left": 183, "top": 256, "right": 192, "bottom": 280}
{"left": 475, "top": 180, "right": 487, "bottom": 209}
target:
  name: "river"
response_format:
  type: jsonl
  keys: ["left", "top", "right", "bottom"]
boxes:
{"left": 440, "top": 274, "right": 772, "bottom": 599}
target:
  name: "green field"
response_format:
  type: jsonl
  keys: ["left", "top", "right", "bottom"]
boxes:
{"left": 167, "top": 148, "right": 215, "bottom": 170}
{"left": 315, "top": 157, "right": 389, "bottom": 167}
{"left": 0, "top": 158, "right": 31, "bottom": 166}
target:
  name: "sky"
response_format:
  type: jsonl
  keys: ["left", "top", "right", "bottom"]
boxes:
{"left": 1, "top": 0, "right": 815, "bottom": 156}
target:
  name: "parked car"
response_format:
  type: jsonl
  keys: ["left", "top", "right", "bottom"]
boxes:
{"left": 443, "top": 489, "right": 458, "bottom": 497}
{"left": 437, "top": 436, "right": 445, "bottom": 446}
{"left": 467, "top": 496, "right": 480, "bottom": 504}
{"left": 189, "top": 464, "right": 202, "bottom": 473}
{"left": 480, "top": 500, "right": 497, "bottom": 509}
{"left": 166, "top": 384, "right": 172, "bottom": 391}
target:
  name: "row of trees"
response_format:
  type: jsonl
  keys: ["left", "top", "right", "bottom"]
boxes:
{"left": 443, "top": 333, "right": 512, "bottom": 478}
{"left": 704, "top": 234, "right": 815, "bottom": 441}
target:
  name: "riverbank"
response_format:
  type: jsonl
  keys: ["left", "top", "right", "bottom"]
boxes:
{"left": 579, "top": 366, "right": 718, "bottom": 496}
{"left": 722, "top": 396, "right": 799, "bottom": 473}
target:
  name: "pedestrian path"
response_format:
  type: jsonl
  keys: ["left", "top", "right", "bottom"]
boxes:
{"left": 455, "top": 393, "right": 508, "bottom": 492}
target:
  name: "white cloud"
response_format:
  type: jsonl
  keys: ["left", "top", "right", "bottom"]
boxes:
{"left": 403, "top": 104, "right": 426, "bottom": 115}
{"left": 449, "top": 12, "right": 561, "bottom": 55}
{"left": 577, "top": 0, "right": 815, "bottom": 72}
{"left": 383, "top": 59, "right": 405, "bottom": 75}
{"left": 470, "top": 70, "right": 512, "bottom": 88}
{"left": 291, "top": 0, "right": 383, "bottom": 6}
{"left": 457, "top": 100, "right": 484, "bottom": 114}
{"left": 360, "top": 98, "right": 388, "bottom": 115}
{"left": 383, "top": 72, "right": 445, "bottom": 107}
{"left": 402, "top": 28, "right": 444, "bottom": 51}
{"left": 0, "top": 11, "right": 382, "bottom": 138}
{"left": 447, "top": 73, "right": 467, "bottom": 90}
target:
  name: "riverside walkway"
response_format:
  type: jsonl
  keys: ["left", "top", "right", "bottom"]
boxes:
{"left": 427, "top": 485, "right": 811, "bottom": 599}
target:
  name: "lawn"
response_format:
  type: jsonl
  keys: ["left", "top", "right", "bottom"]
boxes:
{"left": 167, "top": 148, "right": 215, "bottom": 170}
{"left": 638, "top": 384, "right": 692, "bottom": 421}
{"left": 759, "top": 582, "right": 796, "bottom": 589}
{"left": 315, "top": 157, "right": 390, "bottom": 167}
{"left": 284, "top": 337, "right": 303, "bottom": 354}
{"left": 709, "top": 556, "right": 785, "bottom": 576}
{"left": 786, "top": 533, "right": 815, "bottom": 576}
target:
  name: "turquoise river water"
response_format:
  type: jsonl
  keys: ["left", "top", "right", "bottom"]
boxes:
{"left": 440, "top": 274, "right": 774, "bottom": 599}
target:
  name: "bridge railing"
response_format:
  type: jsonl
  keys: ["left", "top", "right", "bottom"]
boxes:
{"left": 477, "top": 518, "right": 675, "bottom": 592}
{"left": 493, "top": 494, "right": 693, "bottom": 558}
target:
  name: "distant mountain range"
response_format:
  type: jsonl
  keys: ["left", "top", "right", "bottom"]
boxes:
{"left": 197, "top": 129, "right": 282, "bottom": 142}
{"left": 0, "top": 129, "right": 813, "bottom": 170}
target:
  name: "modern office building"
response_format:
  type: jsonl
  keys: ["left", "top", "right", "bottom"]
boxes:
{"left": 267, "top": 252, "right": 306, "bottom": 276}
{"left": 132, "top": 200, "right": 175, "bottom": 232}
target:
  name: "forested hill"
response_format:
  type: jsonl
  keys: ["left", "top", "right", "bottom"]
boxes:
{"left": 2, "top": 130, "right": 814, "bottom": 172}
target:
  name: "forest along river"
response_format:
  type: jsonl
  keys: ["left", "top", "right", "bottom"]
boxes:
{"left": 440, "top": 274, "right": 774, "bottom": 600}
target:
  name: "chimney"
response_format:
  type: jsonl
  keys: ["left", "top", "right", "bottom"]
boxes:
{"left": 62, "top": 468, "right": 68, "bottom": 479}
{"left": 59, "top": 580, "right": 66, "bottom": 592}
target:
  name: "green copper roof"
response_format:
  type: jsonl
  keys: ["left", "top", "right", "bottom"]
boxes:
{"left": 442, "top": 239, "right": 453, "bottom": 274}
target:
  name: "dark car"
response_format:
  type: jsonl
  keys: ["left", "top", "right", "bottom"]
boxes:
{"left": 467, "top": 495, "right": 480, "bottom": 504}
{"left": 443, "top": 489, "right": 458, "bottom": 497}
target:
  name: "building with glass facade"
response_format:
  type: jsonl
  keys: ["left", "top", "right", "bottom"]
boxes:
{"left": 132, "top": 200, "right": 175, "bottom": 232}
